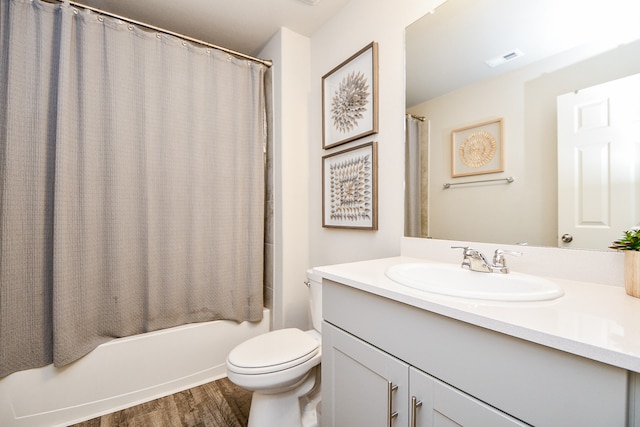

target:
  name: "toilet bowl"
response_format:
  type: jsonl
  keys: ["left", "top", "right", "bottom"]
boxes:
{"left": 226, "top": 269, "right": 322, "bottom": 427}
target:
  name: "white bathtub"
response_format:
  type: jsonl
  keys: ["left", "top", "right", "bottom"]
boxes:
{"left": 0, "top": 309, "right": 270, "bottom": 427}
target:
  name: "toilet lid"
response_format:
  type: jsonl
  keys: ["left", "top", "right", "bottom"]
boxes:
{"left": 227, "top": 328, "right": 319, "bottom": 374}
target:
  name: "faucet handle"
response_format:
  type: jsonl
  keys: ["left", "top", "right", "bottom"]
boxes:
{"left": 452, "top": 246, "right": 493, "bottom": 271}
{"left": 451, "top": 246, "right": 471, "bottom": 255}
{"left": 493, "top": 249, "right": 523, "bottom": 266}
{"left": 452, "top": 246, "right": 487, "bottom": 259}
{"left": 451, "top": 246, "right": 473, "bottom": 269}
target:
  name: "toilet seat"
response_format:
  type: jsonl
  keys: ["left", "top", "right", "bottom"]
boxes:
{"left": 227, "top": 328, "right": 320, "bottom": 375}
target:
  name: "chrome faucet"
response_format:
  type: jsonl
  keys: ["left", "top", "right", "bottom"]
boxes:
{"left": 452, "top": 246, "right": 522, "bottom": 274}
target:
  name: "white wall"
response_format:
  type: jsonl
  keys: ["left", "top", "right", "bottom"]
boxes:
{"left": 260, "top": 28, "right": 312, "bottom": 330}
{"left": 308, "top": 0, "right": 446, "bottom": 269}
{"left": 409, "top": 58, "right": 555, "bottom": 247}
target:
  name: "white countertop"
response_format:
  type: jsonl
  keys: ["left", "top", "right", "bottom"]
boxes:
{"left": 314, "top": 256, "right": 640, "bottom": 373}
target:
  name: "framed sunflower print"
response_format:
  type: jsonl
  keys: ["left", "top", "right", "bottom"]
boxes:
{"left": 322, "top": 42, "right": 378, "bottom": 149}
{"left": 451, "top": 118, "right": 504, "bottom": 177}
{"left": 322, "top": 142, "right": 378, "bottom": 230}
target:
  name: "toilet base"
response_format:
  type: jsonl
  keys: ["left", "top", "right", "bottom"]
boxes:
{"left": 247, "top": 367, "right": 320, "bottom": 427}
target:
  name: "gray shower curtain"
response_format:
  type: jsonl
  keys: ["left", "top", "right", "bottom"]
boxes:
{"left": 405, "top": 114, "right": 423, "bottom": 237}
{"left": 0, "top": 0, "right": 268, "bottom": 377}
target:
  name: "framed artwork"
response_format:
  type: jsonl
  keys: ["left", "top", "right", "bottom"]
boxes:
{"left": 451, "top": 118, "right": 504, "bottom": 177}
{"left": 322, "top": 142, "right": 378, "bottom": 230}
{"left": 322, "top": 42, "right": 378, "bottom": 149}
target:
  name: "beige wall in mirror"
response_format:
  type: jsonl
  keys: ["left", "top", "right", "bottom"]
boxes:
{"left": 405, "top": 0, "right": 640, "bottom": 250}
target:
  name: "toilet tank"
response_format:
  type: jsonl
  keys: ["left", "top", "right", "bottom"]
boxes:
{"left": 306, "top": 269, "right": 323, "bottom": 333}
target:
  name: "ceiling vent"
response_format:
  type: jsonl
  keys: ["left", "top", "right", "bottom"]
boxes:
{"left": 485, "top": 49, "right": 524, "bottom": 68}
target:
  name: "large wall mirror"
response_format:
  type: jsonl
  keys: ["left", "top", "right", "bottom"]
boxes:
{"left": 405, "top": 0, "right": 640, "bottom": 251}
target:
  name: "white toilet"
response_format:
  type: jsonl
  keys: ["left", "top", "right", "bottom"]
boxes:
{"left": 226, "top": 269, "right": 323, "bottom": 427}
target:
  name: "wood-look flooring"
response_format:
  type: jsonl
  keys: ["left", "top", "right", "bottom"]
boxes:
{"left": 68, "top": 377, "right": 251, "bottom": 427}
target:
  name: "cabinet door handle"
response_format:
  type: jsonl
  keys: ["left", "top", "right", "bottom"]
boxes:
{"left": 387, "top": 381, "right": 399, "bottom": 426}
{"left": 410, "top": 396, "right": 423, "bottom": 427}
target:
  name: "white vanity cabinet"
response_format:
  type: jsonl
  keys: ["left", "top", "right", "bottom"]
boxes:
{"left": 322, "top": 278, "right": 630, "bottom": 426}
{"left": 409, "top": 366, "right": 528, "bottom": 426}
{"left": 323, "top": 321, "right": 409, "bottom": 426}
{"left": 324, "top": 321, "right": 528, "bottom": 426}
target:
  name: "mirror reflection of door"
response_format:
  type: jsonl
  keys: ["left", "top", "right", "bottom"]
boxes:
{"left": 557, "top": 73, "right": 640, "bottom": 250}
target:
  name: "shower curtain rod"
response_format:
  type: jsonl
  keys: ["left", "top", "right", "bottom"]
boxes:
{"left": 59, "top": 0, "right": 272, "bottom": 67}
{"left": 406, "top": 113, "right": 426, "bottom": 121}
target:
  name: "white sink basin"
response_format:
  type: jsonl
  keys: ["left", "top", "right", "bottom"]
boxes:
{"left": 385, "top": 263, "right": 564, "bottom": 302}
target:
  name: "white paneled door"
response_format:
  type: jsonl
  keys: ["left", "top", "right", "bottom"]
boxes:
{"left": 557, "top": 73, "right": 640, "bottom": 250}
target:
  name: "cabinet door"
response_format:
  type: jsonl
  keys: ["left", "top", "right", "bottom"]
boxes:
{"left": 410, "top": 368, "right": 529, "bottom": 427}
{"left": 323, "top": 322, "right": 409, "bottom": 427}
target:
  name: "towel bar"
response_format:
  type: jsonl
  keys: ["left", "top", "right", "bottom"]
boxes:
{"left": 443, "top": 176, "right": 514, "bottom": 189}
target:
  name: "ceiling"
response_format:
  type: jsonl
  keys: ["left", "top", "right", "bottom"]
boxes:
{"left": 77, "top": 0, "right": 351, "bottom": 57}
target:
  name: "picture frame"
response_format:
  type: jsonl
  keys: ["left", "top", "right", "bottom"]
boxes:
{"left": 451, "top": 118, "right": 504, "bottom": 177}
{"left": 322, "top": 142, "right": 378, "bottom": 230}
{"left": 322, "top": 42, "right": 378, "bottom": 149}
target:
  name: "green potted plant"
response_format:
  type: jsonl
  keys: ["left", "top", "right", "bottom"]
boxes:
{"left": 610, "top": 228, "right": 640, "bottom": 297}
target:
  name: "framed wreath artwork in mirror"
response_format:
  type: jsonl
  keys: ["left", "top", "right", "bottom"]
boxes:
{"left": 322, "top": 42, "right": 378, "bottom": 149}
{"left": 322, "top": 142, "right": 378, "bottom": 230}
{"left": 451, "top": 118, "right": 504, "bottom": 177}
